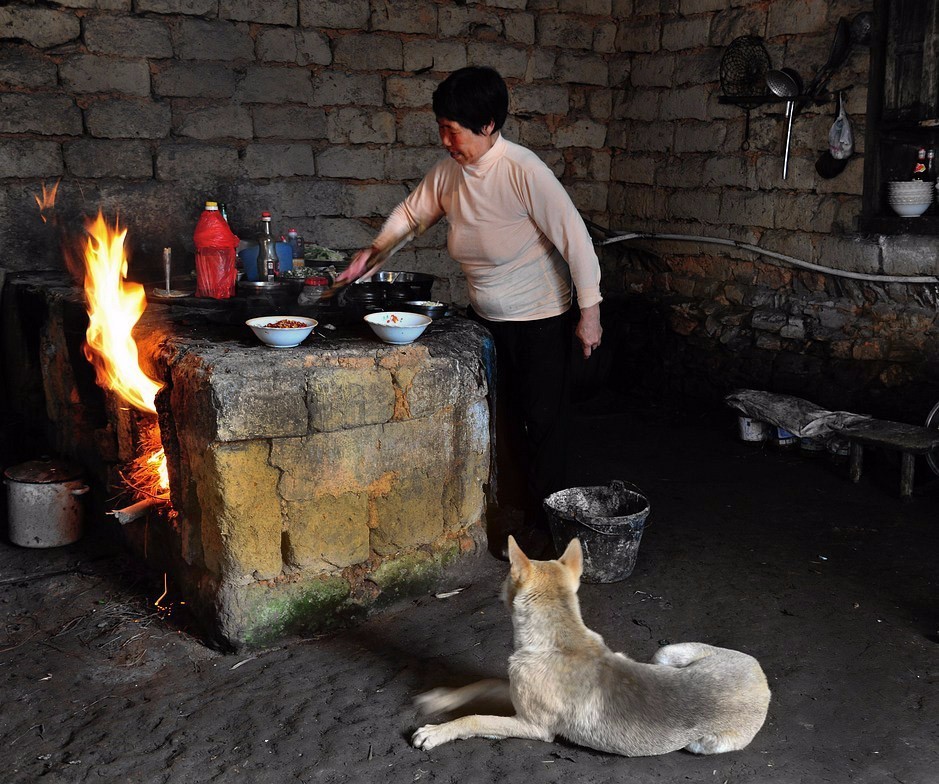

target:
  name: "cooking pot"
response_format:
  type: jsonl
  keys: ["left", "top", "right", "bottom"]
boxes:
{"left": 374, "top": 271, "right": 434, "bottom": 301}
{"left": 344, "top": 271, "right": 434, "bottom": 307}
{"left": 4, "top": 459, "right": 89, "bottom": 547}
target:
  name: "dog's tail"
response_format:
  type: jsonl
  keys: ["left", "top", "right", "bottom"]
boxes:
{"left": 415, "top": 679, "right": 511, "bottom": 715}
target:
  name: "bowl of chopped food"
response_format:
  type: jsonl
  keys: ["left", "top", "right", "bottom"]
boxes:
{"left": 246, "top": 316, "right": 318, "bottom": 348}
{"left": 363, "top": 311, "right": 432, "bottom": 345}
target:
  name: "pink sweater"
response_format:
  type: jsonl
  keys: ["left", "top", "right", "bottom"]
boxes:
{"left": 374, "top": 134, "right": 602, "bottom": 322}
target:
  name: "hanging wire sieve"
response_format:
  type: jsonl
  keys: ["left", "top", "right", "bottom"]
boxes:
{"left": 720, "top": 35, "right": 772, "bottom": 151}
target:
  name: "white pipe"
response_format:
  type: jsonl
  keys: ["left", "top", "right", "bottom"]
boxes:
{"left": 596, "top": 230, "right": 939, "bottom": 285}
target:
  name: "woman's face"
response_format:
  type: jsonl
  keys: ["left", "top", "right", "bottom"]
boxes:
{"left": 437, "top": 118, "right": 497, "bottom": 166}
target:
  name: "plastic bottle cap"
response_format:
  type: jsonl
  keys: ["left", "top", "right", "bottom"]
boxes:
{"left": 261, "top": 211, "right": 271, "bottom": 218}
{"left": 288, "top": 228, "right": 298, "bottom": 233}
{"left": 205, "top": 201, "right": 218, "bottom": 209}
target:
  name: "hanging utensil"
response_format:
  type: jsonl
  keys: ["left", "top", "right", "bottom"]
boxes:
{"left": 804, "top": 17, "right": 851, "bottom": 99}
{"left": 766, "top": 68, "right": 801, "bottom": 179}
{"left": 719, "top": 35, "right": 771, "bottom": 151}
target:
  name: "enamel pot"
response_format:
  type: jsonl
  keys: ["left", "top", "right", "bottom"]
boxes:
{"left": 4, "top": 459, "right": 89, "bottom": 548}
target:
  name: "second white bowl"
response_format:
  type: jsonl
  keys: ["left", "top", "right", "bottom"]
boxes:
{"left": 364, "top": 311, "right": 432, "bottom": 345}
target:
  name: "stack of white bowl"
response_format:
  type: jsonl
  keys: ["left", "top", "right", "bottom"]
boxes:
{"left": 887, "top": 180, "right": 933, "bottom": 217}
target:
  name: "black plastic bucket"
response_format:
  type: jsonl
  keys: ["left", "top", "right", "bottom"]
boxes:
{"left": 543, "top": 480, "right": 650, "bottom": 583}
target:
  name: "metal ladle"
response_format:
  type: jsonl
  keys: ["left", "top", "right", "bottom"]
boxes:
{"left": 766, "top": 68, "right": 802, "bottom": 179}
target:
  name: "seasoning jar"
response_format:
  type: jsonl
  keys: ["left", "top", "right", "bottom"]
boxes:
{"left": 298, "top": 275, "right": 330, "bottom": 305}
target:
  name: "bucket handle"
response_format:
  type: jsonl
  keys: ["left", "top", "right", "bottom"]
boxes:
{"left": 572, "top": 479, "right": 652, "bottom": 535}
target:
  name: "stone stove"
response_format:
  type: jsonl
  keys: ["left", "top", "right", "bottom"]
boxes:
{"left": 1, "top": 272, "right": 492, "bottom": 649}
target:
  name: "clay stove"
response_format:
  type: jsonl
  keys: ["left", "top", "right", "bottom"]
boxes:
{"left": 1, "top": 269, "right": 493, "bottom": 650}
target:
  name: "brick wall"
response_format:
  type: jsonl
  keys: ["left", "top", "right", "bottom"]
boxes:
{"left": 0, "top": 0, "right": 621, "bottom": 307}
{"left": 602, "top": 0, "right": 939, "bottom": 421}
{"left": 2, "top": 0, "right": 937, "bottom": 420}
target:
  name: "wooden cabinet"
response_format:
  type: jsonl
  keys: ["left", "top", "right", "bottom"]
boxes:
{"left": 860, "top": 0, "right": 939, "bottom": 234}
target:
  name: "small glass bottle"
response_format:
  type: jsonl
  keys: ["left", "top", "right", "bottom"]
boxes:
{"left": 927, "top": 148, "right": 936, "bottom": 183}
{"left": 912, "top": 147, "right": 928, "bottom": 180}
{"left": 257, "top": 211, "right": 279, "bottom": 282}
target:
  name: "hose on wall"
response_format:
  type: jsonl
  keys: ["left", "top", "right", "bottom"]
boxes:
{"left": 589, "top": 224, "right": 939, "bottom": 286}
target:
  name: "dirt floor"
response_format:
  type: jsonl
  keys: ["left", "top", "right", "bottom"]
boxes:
{"left": 1, "top": 392, "right": 937, "bottom": 784}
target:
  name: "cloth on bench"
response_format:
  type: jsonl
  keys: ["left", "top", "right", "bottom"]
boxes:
{"left": 724, "top": 389, "right": 871, "bottom": 446}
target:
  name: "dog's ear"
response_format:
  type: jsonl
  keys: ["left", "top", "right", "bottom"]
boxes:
{"left": 507, "top": 535, "right": 532, "bottom": 582}
{"left": 558, "top": 538, "right": 583, "bottom": 583}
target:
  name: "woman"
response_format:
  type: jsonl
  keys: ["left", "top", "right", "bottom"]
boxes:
{"left": 339, "top": 66, "right": 602, "bottom": 557}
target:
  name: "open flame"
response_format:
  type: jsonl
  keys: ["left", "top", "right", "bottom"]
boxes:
{"left": 81, "top": 212, "right": 163, "bottom": 413}
{"left": 79, "top": 211, "right": 169, "bottom": 500}
{"left": 34, "top": 179, "right": 59, "bottom": 223}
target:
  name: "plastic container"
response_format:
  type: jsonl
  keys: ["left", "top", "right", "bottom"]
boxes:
{"left": 800, "top": 436, "right": 826, "bottom": 454}
{"left": 298, "top": 276, "right": 329, "bottom": 305}
{"left": 738, "top": 416, "right": 770, "bottom": 442}
{"left": 774, "top": 427, "right": 799, "bottom": 448}
{"left": 543, "top": 480, "right": 650, "bottom": 583}
{"left": 240, "top": 242, "right": 294, "bottom": 282}
{"left": 286, "top": 229, "right": 305, "bottom": 270}
{"left": 194, "top": 201, "right": 239, "bottom": 298}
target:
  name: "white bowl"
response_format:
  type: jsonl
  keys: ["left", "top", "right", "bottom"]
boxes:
{"left": 364, "top": 311, "right": 432, "bottom": 345}
{"left": 246, "top": 315, "right": 318, "bottom": 347}
{"left": 890, "top": 201, "right": 931, "bottom": 217}
{"left": 889, "top": 196, "right": 933, "bottom": 204}
{"left": 888, "top": 182, "right": 933, "bottom": 193}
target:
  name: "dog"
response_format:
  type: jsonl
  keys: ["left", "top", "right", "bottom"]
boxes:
{"left": 412, "top": 536, "right": 771, "bottom": 756}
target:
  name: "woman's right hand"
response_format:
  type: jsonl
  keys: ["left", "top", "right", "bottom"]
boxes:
{"left": 335, "top": 247, "right": 376, "bottom": 284}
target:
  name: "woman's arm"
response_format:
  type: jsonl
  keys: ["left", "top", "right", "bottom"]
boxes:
{"left": 516, "top": 160, "right": 602, "bottom": 313}
{"left": 337, "top": 163, "right": 449, "bottom": 283}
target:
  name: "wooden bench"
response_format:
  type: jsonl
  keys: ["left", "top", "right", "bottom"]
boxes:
{"left": 833, "top": 419, "right": 939, "bottom": 499}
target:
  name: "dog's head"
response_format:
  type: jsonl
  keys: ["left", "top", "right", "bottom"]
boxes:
{"left": 502, "top": 536, "right": 583, "bottom": 607}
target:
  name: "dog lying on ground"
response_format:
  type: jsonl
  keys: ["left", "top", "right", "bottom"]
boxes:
{"left": 412, "top": 536, "right": 771, "bottom": 756}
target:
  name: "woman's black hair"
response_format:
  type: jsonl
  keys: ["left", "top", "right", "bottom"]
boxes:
{"left": 432, "top": 66, "right": 508, "bottom": 134}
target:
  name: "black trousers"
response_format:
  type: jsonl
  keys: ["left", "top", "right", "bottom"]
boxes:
{"left": 469, "top": 307, "right": 574, "bottom": 530}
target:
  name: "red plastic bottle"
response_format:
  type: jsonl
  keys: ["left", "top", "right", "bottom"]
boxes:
{"left": 194, "top": 201, "right": 239, "bottom": 299}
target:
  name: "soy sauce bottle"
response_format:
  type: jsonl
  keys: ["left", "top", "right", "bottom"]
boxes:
{"left": 257, "top": 212, "right": 279, "bottom": 281}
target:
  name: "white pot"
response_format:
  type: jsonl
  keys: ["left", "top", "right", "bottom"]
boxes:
{"left": 4, "top": 459, "right": 89, "bottom": 548}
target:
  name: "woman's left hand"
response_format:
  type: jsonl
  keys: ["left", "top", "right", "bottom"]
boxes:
{"left": 575, "top": 304, "right": 602, "bottom": 358}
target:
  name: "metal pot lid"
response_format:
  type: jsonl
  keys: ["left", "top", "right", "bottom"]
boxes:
{"left": 3, "top": 458, "right": 84, "bottom": 484}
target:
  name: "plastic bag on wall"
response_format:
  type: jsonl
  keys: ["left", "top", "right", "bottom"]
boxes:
{"left": 828, "top": 92, "right": 853, "bottom": 160}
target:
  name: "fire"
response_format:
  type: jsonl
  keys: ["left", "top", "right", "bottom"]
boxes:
{"left": 79, "top": 211, "right": 169, "bottom": 500}
{"left": 34, "top": 179, "right": 59, "bottom": 223}
{"left": 80, "top": 211, "right": 163, "bottom": 414}
{"left": 120, "top": 421, "right": 170, "bottom": 500}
